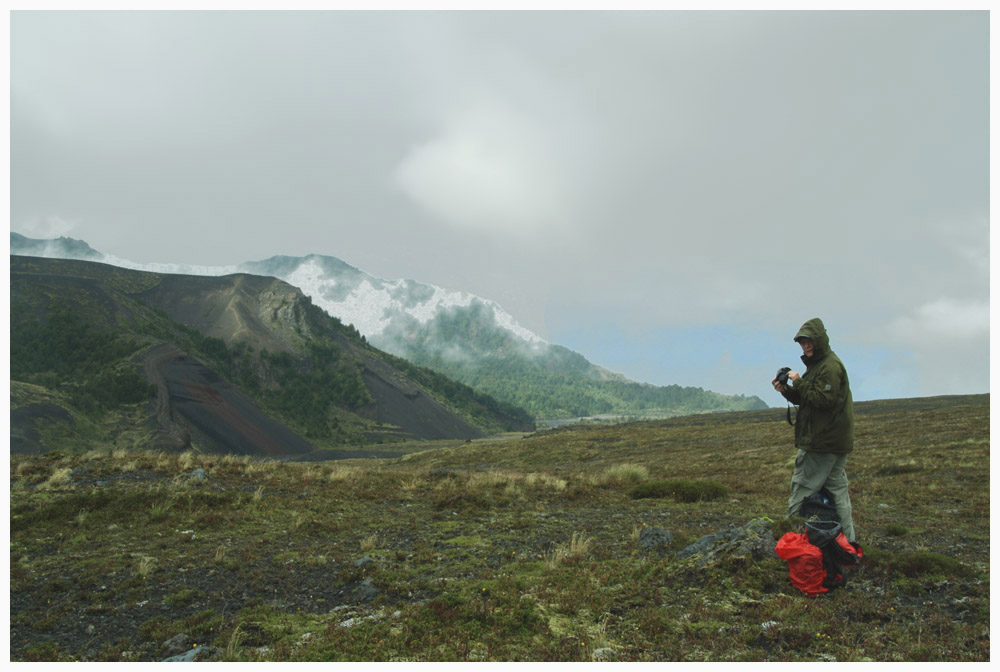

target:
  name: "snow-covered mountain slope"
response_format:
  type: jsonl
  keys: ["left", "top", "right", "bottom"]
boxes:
{"left": 241, "top": 255, "right": 546, "bottom": 348}
{"left": 9, "top": 234, "right": 542, "bottom": 350}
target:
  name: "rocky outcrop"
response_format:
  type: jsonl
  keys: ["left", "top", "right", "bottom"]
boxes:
{"left": 140, "top": 273, "right": 317, "bottom": 355}
{"left": 676, "top": 518, "right": 777, "bottom": 566}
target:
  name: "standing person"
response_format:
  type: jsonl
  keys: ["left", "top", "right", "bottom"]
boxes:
{"left": 772, "top": 318, "right": 856, "bottom": 542}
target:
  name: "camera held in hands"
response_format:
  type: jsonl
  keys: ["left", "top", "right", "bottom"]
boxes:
{"left": 775, "top": 367, "right": 792, "bottom": 386}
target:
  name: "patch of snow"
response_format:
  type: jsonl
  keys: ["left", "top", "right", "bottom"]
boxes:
{"left": 282, "top": 258, "right": 547, "bottom": 345}
{"left": 100, "top": 254, "right": 239, "bottom": 277}
{"left": 488, "top": 301, "right": 546, "bottom": 345}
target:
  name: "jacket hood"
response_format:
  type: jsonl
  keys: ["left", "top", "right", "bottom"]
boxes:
{"left": 794, "top": 317, "right": 830, "bottom": 359}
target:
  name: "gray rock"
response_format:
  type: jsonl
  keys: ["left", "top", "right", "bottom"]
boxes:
{"left": 638, "top": 527, "right": 673, "bottom": 553}
{"left": 162, "top": 633, "right": 191, "bottom": 657}
{"left": 188, "top": 468, "right": 207, "bottom": 482}
{"left": 162, "top": 646, "right": 217, "bottom": 662}
{"left": 676, "top": 518, "right": 776, "bottom": 566}
{"left": 592, "top": 647, "right": 616, "bottom": 661}
{"left": 163, "top": 648, "right": 200, "bottom": 662}
{"left": 354, "top": 556, "right": 376, "bottom": 568}
{"left": 352, "top": 578, "right": 379, "bottom": 603}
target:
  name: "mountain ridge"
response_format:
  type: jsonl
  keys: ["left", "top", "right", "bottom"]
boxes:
{"left": 10, "top": 254, "right": 533, "bottom": 456}
{"left": 10, "top": 233, "right": 768, "bottom": 418}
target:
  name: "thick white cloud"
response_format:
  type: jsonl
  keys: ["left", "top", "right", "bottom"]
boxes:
{"left": 17, "top": 215, "right": 79, "bottom": 239}
{"left": 394, "top": 95, "right": 570, "bottom": 242}
{"left": 893, "top": 299, "right": 990, "bottom": 342}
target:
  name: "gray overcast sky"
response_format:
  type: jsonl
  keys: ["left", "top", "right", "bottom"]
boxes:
{"left": 9, "top": 9, "right": 991, "bottom": 404}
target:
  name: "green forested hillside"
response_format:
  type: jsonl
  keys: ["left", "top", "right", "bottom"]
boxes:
{"left": 377, "top": 305, "right": 766, "bottom": 419}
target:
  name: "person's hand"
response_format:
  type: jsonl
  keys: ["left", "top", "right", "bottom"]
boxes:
{"left": 772, "top": 378, "right": 786, "bottom": 392}
{"left": 787, "top": 371, "right": 801, "bottom": 382}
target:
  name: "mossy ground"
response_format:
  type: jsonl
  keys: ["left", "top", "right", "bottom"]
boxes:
{"left": 9, "top": 395, "right": 989, "bottom": 661}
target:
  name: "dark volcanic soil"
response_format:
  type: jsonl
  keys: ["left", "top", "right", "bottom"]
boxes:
{"left": 143, "top": 343, "right": 314, "bottom": 457}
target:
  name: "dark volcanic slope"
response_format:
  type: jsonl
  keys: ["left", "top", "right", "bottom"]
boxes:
{"left": 10, "top": 404, "right": 75, "bottom": 455}
{"left": 359, "top": 364, "right": 484, "bottom": 442}
{"left": 144, "top": 344, "right": 314, "bottom": 457}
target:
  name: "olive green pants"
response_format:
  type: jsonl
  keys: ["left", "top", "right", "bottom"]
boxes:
{"left": 787, "top": 449, "right": 856, "bottom": 542}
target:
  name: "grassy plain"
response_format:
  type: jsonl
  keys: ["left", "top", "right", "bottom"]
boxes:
{"left": 9, "top": 394, "right": 989, "bottom": 661}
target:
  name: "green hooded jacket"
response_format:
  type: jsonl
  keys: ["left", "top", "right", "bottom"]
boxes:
{"left": 780, "top": 318, "right": 854, "bottom": 454}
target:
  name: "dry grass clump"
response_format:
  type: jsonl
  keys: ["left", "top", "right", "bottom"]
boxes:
{"left": 546, "top": 532, "right": 593, "bottom": 568}
{"left": 360, "top": 533, "right": 379, "bottom": 553}
{"left": 243, "top": 459, "right": 283, "bottom": 478}
{"left": 37, "top": 467, "right": 74, "bottom": 491}
{"left": 149, "top": 493, "right": 175, "bottom": 522}
{"left": 524, "top": 472, "right": 568, "bottom": 491}
{"left": 214, "top": 545, "right": 228, "bottom": 565}
{"left": 468, "top": 470, "right": 516, "bottom": 489}
{"left": 593, "top": 463, "right": 649, "bottom": 485}
{"left": 177, "top": 450, "right": 196, "bottom": 471}
{"left": 400, "top": 475, "right": 425, "bottom": 492}
{"left": 429, "top": 470, "right": 569, "bottom": 508}
{"left": 466, "top": 470, "right": 567, "bottom": 493}
{"left": 135, "top": 555, "right": 156, "bottom": 580}
{"left": 327, "top": 465, "right": 363, "bottom": 483}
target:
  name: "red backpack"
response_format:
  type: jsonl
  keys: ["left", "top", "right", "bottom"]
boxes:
{"left": 775, "top": 520, "right": 863, "bottom": 597}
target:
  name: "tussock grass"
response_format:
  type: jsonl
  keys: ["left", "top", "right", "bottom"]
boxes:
{"left": 360, "top": 533, "right": 379, "bottom": 553}
{"left": 135, "top": 555, "right": 156, "bottom": 580}
{"left": 546, "top": 532, "right": 594, "bottom": 568}
{"left": 326, "top": 465, "right": 360, "bottom": 482}
{"left": 524, "top": 472, "right": 568, "bottom": 491}
{"left": 177, "top": 451, "right": 196, "bottom": 471}
{"left": 597, "top": 463, "right": 650, "bottom": 485}
{"left": 37, "top": 467, "right": 74, "bottom": 490}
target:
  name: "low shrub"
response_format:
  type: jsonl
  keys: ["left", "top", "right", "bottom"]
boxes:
{"left": 773, "top": 516, "right": 806, "bottom": 538}
{"left": 627, "top": 479, "right": 728, "bottom": 502}
{"left": 877, "top": 461, "right": 923, "bottom": 476}
{"left": 893, "top": 551, "right": 968, "bottom": 578}
{"left": 431, "top": 487, "right": 493, "bottom": 511}
{"left": 164, "top": 588, "right": 206, "bottom": 607}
